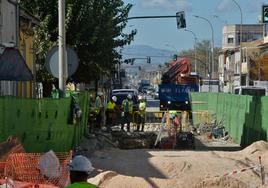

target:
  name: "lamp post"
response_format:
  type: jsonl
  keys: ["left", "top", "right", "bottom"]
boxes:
{"left": 231, "top": 0, "right": 243, "bottom": 86}
{"left": 194, "top": 15, "right": 214, "bottom": 80}
{"left": 184, "top": 29, "right": 197, "bottom": 73}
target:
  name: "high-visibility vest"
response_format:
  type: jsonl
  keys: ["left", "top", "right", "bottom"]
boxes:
{"left": 95, "top": 96, "right": 103, "bottom": 114}
{"left": 65, "top": 182, "right": 99, "bottom": 188}
{"left": 107, "top": 101, "right": 116, "bottom": 110}
{"left": 122, "top": 99, "right": 133, "bottom": 114}
{"left": 139, "top": 101, "right": 146, "bottom": 116}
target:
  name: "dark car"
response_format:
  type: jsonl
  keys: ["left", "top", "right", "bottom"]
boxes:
{"left": 111, "top": 89, "right": 139, "bottom": 107}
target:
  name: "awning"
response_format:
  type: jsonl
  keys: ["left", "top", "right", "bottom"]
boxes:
{"left": 0, "top": 48, "right": 33, "bottom": 81}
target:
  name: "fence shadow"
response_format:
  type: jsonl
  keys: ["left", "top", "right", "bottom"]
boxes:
{"left": 241, "top": 96, "right": 266, "bottom": 147}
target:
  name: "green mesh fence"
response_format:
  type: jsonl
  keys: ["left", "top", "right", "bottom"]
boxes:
{"left": 190, "top": 92, "right": 268, "bottom": 147}
{"left": 0, "top": 92, "right": 89, "bottom": 152}
{"left": 189, "top": 92, "right": 209, "bottom": 125}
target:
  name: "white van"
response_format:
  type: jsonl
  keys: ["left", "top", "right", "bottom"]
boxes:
{"left": 234, "top": 86, "right": 267, "bottom": 96}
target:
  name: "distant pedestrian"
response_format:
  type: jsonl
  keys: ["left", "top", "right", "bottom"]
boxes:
{"left": 65, "top": 155, "right": 99, "bottom": 188}
{"left": 121, "top": 94, "right": 133, "bottom": 132}
{"left": 95, "top": 92, "right": 104, "bottom": 129}
{"left": 136, "top": 95, "right": 146, "bottom": 132}
{"left": 106, "top": 96, "right": 117, "bottom": 132}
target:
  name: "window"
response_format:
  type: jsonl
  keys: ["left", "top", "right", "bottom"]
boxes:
{"left": 227, "top": 37, "right": 234, "bottom": 44}
{"left": 227, "top": 34, "right": 234, "bottom": 44}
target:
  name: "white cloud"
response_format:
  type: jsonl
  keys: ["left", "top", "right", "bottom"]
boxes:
{"left": 141, "top": 0, "right": 193, "bottom": 11}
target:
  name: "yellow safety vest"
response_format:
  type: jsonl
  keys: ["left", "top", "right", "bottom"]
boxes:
{"left": 107, "top": 101, "right": 116, "bottom": 110}
{"left": 95, "top": 96, "right": 103, "bottom": 114}
{"left": 139, "top": 101, "right": 146, "bottom": 116}
{"left": 122, "top": 99, "right": 133, "bottom": 114}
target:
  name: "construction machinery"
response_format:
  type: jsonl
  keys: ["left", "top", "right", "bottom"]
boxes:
{"left": 159, "top": 57, "right": 199, "bottom": 111}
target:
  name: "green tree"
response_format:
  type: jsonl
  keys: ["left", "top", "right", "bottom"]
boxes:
{"left": 19, "top": 0, "right": 136, "bottom": 88}
{"left": 178, "top": 40, "right": 220, "bottom": 78}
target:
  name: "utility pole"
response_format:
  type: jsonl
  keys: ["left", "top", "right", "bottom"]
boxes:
{"left": 184, "top": 29, "right": 197, "bottom": 73}
{"left": 59, "top": 0, "right": 66, "bottom": 98}
{"left": 231, "top": 0, "right": 243, "bottom": 86}
{"left": 194, "top": 15, "right": 214, "bottom": 91}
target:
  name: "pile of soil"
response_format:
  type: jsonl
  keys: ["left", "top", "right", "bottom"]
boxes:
{"left": 86, "top": 140, "right": 268, "bottom": 188}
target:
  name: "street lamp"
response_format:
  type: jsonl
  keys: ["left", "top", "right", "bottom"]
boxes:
{"left": 231, "top": 0, "right": 243, "bottom": 86}
{"left": 184, "top": 29, "right": 197, "bottom": 73}
{"left": 193, "top": 15, "right": 214, "bottom": 80}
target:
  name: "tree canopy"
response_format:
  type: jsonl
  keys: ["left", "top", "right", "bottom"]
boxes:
{"left": 178, "top": 40, "right": 220, "bottom": 78}
{"left": 19, "top": 0, "right": 136, "bottom": 83}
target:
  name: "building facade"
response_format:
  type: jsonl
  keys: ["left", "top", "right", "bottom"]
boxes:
{"left": 219, "top": 24, "right": 267, "bottom": 93}
{"left": 0, "top": 1, "right": 38, "bottom": 97}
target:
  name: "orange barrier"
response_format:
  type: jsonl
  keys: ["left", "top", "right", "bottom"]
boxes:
{"left": 1, "top": 151, "right": 72, "bottom": 188}
{"left": 0, "top": 178, "right": 58, "bottom": 187}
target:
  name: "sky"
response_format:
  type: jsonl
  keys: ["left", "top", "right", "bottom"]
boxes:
{"left": 123, "top": 0, "right": 267, "bottom": 52}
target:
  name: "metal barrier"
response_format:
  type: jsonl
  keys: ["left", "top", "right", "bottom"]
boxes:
{"left": 192, "top": 110, "right": 213, "bottom": 126}
{"left": 145, "top": 110, "right": 190, "bottom": 132}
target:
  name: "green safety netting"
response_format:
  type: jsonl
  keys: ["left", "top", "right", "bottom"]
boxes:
{"left": 0, "top": 92, "right": 89, "bottom": 152}
{"left": 190, "top": 92, "right": 268, "bottom": 147}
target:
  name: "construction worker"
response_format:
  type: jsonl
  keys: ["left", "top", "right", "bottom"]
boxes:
{"left": 65, "top": 155, "right": 99, "bottom": 188}
{"left": 95, "top": 92, "right": 104, "bottom": 129}
{"left": 121, "top": 94, "right": 133, "bottom": 132}
{"left": 136, "top": 95, "right": 146, "bottom": 132}
{"left": 88, "top": 93, "right": 97, "bottom": 133}
{"left": 106, "top": 96, "right": 117, "bottom": 132}
{"left": 160, "top": 110, "right": 181, "bottom": 148}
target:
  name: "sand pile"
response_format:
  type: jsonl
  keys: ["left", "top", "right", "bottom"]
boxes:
{"left": 87, "top": 140, "right": 268, "bottom": 188}
{"left": 240, "top": 140, "right": 268, "bottom": 156}
{"left": 193, "top": 176, "right": 248, "bottom": 188}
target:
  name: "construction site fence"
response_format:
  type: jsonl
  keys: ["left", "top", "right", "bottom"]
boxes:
{"left": 190, "top": 92, "right": 268, "bottom": 147}
{"left": 0, "top": 92, "right": 89, "bottom": 152}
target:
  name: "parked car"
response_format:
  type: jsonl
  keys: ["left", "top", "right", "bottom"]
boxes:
{"left": 234, "top": 86, "right": 267, "bottom": 96}
{"left": 111, "top": 89, "right": 139, "bottom": 106}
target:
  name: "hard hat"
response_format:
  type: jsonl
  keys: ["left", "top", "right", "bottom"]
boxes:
{"left": 127, "top": 94, "right": 132, "bottom": 99}
{"left": 112, "top": 96, "right": 117, "bottom": 102}
{"left": 69, "top": 155, "right": 94, "bottom": 174}
{"left": 97, "top": 92, "right": 103, "bottom": 96}
{"left": 138, "top": 95, "right": 142, "bottom": 100}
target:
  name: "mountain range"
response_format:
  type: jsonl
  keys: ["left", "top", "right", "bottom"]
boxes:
{"left": 120, "top": 45, "right": 175, "bottom": 73}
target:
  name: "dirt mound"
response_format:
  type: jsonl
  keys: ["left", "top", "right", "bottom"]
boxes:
{"left": 89, "top": 172, "right": 179, "bottom": 188}
{"left": 193, "top": 176, "right": 248, "bottom": 188}
{"left": 88, "top": 171, "right": 118, "bottom": 186}
{"left": 240, "top": 140, "right": 268, "bottom": 156}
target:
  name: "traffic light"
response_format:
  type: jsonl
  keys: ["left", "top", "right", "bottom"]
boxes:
{"left": 130, "top": 58, "right": 135, "bottom": 65}
{"left": 262, "top": 5, "right": 268, "bottom": 23}
{"left": 124, "top": 58, "right": 135, "bottom": 64}
{"left": 173, "top": 54, "right": 178, "bottom": 61}
{"left": 176, "top": 11, "right": 186, "bottom": 29}
{"left": 124, "top": 59, "right": 130, "bottom": 64}
{"left": 147, "top": 57, "right": 151, "bottom": 64}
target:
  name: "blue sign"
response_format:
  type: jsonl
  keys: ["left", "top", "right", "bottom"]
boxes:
{"left": 159, "top": 84, "right": 199, "bottom": 102}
